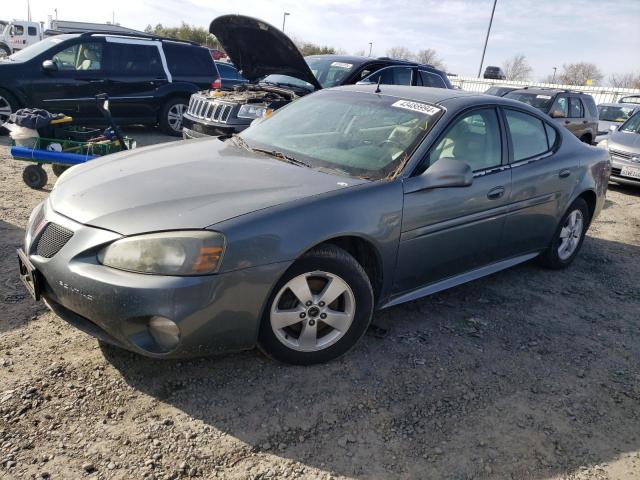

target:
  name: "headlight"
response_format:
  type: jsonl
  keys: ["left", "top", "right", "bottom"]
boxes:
{"left": 237, "top": 104, "right": 267, "bottom": 119}
{"left": 98, "top": 231, "right": 225, "bottom": 275}
{"left": 597, "top": 139, "right": 608, "bottom": 149}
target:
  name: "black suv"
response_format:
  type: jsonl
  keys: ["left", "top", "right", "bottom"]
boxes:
{"left": 0, "top": 32, "right": 219, "bottom": 136}
{"left": 181, "top": 15, "right": 452, "bottom": 139}
{"left": 504, "top": 88, "right": 599, "bottom": 143}
{"left": 483, "top": 66, "right": 506, "bottom": 80}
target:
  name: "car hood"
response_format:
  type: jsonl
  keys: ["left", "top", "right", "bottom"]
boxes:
{"left": 209, "top": 15, "right": 322, "bottom": 90}
{"left": 50, "top": 138, "right": 365, "bottom": 235}
{"left": 609, "top": 130, "right": 640, "bottom": 154}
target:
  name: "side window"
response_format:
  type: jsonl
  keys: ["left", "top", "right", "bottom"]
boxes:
{"left": 11, "top": 25, "right": 25, "bottom": 36}
{"left": 358, "top": 63, "right": 385, "bottom": 80}
{"left": 109, "top": 43, "right": 164, "bottom": 77}
{"left": 569, "top": 97, "right": 584, "bottom": 118}
{"left": 545, "top": 123, "right": 558, "bottom": 148}
{"left": 505, "top": 110, "right": 550, "bottom": 161}
{"left": 28, "top": 27, "right": 37, "bottom": 36}
{"left": 419, "top": 71, "right": 446, "bottom": 88}
{"left": 52, "top": 42, "right": 103, "bottom": 71}
{"left": 429, "top": 109, "right": 502, "bottom": 171}
{"left": 553, "top": 96, "right": 568, "bottom": 116}
{"left": 365, "top": 66, "right": 413, "bottom": 86}
{"left": 163, "top": 43, "right": 216, "bottom": 77}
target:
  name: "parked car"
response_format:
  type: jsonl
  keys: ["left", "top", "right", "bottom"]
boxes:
{"left": 0, "top": 19, "right": 43, "bottom": 58}
{"left": 181, "top": 14, "right": 452, "bottom": 139}
{"left": 595, "top": 102, "right": 640, "bottom": 143}
{"left": 18, "top": 85, "right": 609, "bottom": 365}
{"left": 0, "top": 31, "right": 219, "bottom": 136}
{"left": 214, "top": 60, "right": 249, "bottom": 90}
{"left": 598, "top": 110, "right": 640, "bottom": 187}
{"left": 504, "top": 88, "right": 598, "bottom": 143}
{"left": 484, "top": 85, "right": 519, "bottom": 97}
{"left": 483, "top": 66, "right": 506, "bottom": 80}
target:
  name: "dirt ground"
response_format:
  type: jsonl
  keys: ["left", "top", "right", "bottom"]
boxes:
{"left": 1, "top": 129, "right": 639, "bottom": 480}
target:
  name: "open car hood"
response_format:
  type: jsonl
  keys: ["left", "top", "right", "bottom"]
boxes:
{"left": 209, "top": 15, "right": 322, "bottom": 90}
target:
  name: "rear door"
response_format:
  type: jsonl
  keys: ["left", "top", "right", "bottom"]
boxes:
{"left": 29, "top": 38, "right": 107, "bottom": 117}
{"left": 499, "top": 108, "right": 577, "bottom": 256}
{"left": 394, "top": 107, "right": 512, "bottom": 294}
{"left": 104, "top": 38, "right": 169, "bottom": 120}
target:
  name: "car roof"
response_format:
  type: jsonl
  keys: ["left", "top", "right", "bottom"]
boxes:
{"left": 304, "top": 54, "right": 443, "bottom": 71}
{"left": 330, "top": 84, "right": 550, "bottom": 113}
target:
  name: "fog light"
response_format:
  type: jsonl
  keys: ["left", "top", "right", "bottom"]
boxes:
{"left": 148, "top": 316, "right": 180, "bottom": 351}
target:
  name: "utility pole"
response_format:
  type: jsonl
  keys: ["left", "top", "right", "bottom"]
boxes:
{"left": 282, "top": 12, "right": 290, "bottom": 32}
{"left": 368, "top": 42, "right": 372, "bottom": 57}
{"left": 477, "top": 0, "right": 498, "bottom": 78}
{"left": 551, "top": 66, "right": 557, "bottom": 83}
{"left": 27, "top": 0, "right": 32, "bottom": 21}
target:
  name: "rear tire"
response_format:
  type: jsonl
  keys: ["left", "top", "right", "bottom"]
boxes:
{"left": 160, "top": 98, "right": 188, "bottom": 136}
{"left": 22, "top": 165, "right": 48, "bottom": 189}
{"left": 258, "top": 244, "right": 374, "bottom": 365}
{"left": 537, "top": 198, "right": 589, "bottom": 269}
{"left": 0, "top": 45, "right": 10, "bottom": 60}
{"left": 0, "top": 89, "right": 18, "bottom": 135}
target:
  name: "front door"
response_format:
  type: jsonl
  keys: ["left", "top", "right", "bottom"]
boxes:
{"left": 393, "top": 107, "right": 512, "bottom": 294}
{"left": 30, "top": 40, "right": 107, "bottom": 118}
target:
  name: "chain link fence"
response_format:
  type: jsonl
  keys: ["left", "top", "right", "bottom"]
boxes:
{"left": 448, "top": 76, "right": 640, "bottom": 104}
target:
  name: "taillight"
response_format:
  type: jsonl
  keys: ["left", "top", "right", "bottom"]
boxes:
{"left": 211, "top": 76, "right": 221, "bottom": 89}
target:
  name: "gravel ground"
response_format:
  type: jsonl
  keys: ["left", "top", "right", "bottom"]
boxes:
{"left": 1, "top": 130, "right": 639, "bottom": 480}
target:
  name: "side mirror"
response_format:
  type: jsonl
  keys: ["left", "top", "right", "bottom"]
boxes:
{"left": 550, "top": 110, "right": 565, "bottom": 119}
{"left": 42, "top": 59, "right": 58, "bottom": 72}
{"left": 405, "top": 158, "right": 473, "bottom": 193}
{"left": 609, "top": 124, "right": 617, "bottom": 132}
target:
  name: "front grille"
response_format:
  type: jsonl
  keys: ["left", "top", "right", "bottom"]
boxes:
{"left": 34, "top": 223, "right": 73, "bottom": 258}
{"left": 610, "top": 149, "right": 635, "bottom": 161}
{"left": 612, "top": 167, "right": 622, "bottom": 176}
{"left": 187, "top": 95, "right": 233, "bottom": 124}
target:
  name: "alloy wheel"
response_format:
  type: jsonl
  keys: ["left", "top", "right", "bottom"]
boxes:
{"left": 270, "top": 271, "right": 356, "bottom": 352}
{"left": 0, "top": 95, "right": 11, "bottom": 124}
{"left": 167, "top": 103, "right": 187, "bottom": 132}
{"left": 558, "top": 209, "right": 583, "bottom": 260}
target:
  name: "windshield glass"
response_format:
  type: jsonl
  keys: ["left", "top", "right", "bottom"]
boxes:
{"left": 619, "top": 111, "right": 640, "bottom": 133}
{"left": 261, "top": 57, "right": 358, "bottom": 91}
{"left": 505, "top": 91, "right": 554, "bottom": 112}
{"left": 598, "top": 105, "right": 636, "bottom": 122}
{"left": 239, "top": 90, "right": 443, "bottom": 180}
{"left": 7, "top": 36, "right": 69, "bottom": 62}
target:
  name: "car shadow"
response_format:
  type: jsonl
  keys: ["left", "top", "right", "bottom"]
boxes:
{"left": 103, "top": 235, "right": 640, "bottom": 479}
{"left": 0, "top": 220, "right": 48, "bottom": 333}
{"left": 608, "top": 182, "right": 640, "bottom": 197}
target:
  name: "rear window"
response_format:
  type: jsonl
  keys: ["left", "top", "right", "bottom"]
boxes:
{"left": 505, "top": 91, "right": 554, "bottom": 113}
{"left": 163, "top": 43, "right": 216, "bottom": 77}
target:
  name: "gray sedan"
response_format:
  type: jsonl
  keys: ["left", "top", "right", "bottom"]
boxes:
{"left": 599, "top": 110, "right": 640, "bottom": 187}
{"left": 18, "top": 85, "right": 610, "bottom": 365}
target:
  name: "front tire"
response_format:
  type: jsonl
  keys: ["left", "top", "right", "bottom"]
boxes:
{"left": 258, "top": 245, "right": 374, "bottom": 365}
{"left": 0, "top": 89, "right": 18, "bottom": 135}
{"left": 537, "top": 198, "right": 589, "bottom": 269}
{"left": 160, "top": 98, "right": 188, "bottom": 136}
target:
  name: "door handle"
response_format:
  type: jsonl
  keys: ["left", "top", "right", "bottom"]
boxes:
{"left": 559, "top": 169, "right": 571, "bottom": 178}
{"left": 487, "top": 186, "right": 505, "bottom": 200}
{"left": 85, "top": 79, "right": 105, "bottom": 84}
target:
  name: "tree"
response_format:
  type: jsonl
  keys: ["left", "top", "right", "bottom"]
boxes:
{"left": 415, "top": 48, "right": 446, "bottom": 71}
{"left": 294, "top": 41, "right": 336, "bottom": 56}
{"left": 386, "top": 46, "right": 414, "bottom": 61}
{"left": 145, "top": 22, "right": 222, "bottom": 50}
{"left": 502, "top": 53, "right": 532, "bottom": 81}
{"left": 556, "top": 62, "right": 603, "bottom": 86}
{"left": 610, "top": 72, "right": 640, "bottom": 89}
{"left": 353, "top": 49, "right": 366, "bottom": 57}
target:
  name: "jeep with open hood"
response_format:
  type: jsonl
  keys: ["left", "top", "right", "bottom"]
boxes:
{"left": 181, "top": 15, "right": 452, "bottom": 139}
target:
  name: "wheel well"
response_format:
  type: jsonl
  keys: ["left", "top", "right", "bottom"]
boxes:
{"left": 578, "top": 190, "right": 597, "bottom": 223}
{"left": 316, "top": 236, "right": 383, "bottom": 302}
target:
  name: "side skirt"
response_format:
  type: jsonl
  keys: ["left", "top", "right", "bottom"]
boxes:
{"left": 380, "top": 252, "right": 540, "bottom": 309}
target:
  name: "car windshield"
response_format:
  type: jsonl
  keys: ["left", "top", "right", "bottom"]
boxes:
{"left": 261, "top": 57, "right": 358, "bottom": 91}
{"left": 505, "top": 91, "right": 554, "bottom": 112}
{"left": 619, "top": 111, "right": 640, "bottom": 133}
{"left": 598, "top": 105, "right": 636, "bottom": 122}
{"left": 238, "top": 90, "right": 443, "bottom": 180}
{"left": 6, "top": 36, "right": 69, "bottom": 62}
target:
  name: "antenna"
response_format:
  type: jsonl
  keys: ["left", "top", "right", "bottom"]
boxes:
{"left": 374, "top": 75, "right": 382, "bottom": 94}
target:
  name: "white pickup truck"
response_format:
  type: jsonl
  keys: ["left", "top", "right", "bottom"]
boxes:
{"left": 0, "top": 20, "right": 43, "bottom": 58}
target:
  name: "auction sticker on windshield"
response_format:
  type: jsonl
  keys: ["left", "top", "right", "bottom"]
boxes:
{"left": 392, "top": 100, "right": 441, "bottom": 116}
{"left": 331, "top": 62, "right": 353, "bottom": 69}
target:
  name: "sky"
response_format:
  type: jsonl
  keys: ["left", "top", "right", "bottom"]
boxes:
{"left": 4, "top": 0, "right": 640, "bottom": 82}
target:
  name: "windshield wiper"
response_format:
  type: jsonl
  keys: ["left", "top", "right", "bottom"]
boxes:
{"left": 251, "top": 148, "right": 311, "bottom": 168}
